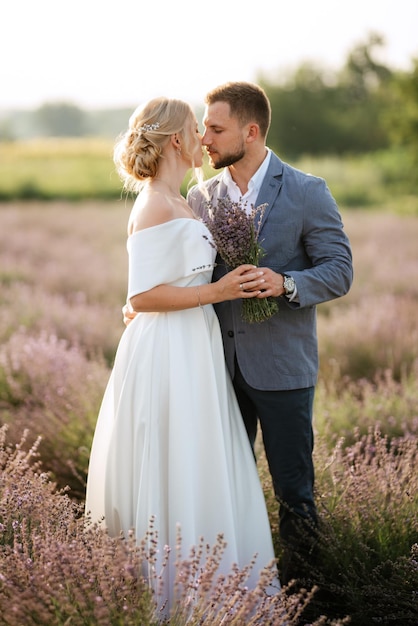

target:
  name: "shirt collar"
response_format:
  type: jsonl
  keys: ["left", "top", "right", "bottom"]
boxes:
{"left": 221, "top": 148, "right": 272, "bottom": 197}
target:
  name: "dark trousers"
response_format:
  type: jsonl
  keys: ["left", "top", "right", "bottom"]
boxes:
{"left": 233, "top": 359, "right": 318, "bottom": 581}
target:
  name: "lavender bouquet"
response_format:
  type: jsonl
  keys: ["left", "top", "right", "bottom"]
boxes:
{"left": 203, "top": 196, "right": 279, "bottom": 323}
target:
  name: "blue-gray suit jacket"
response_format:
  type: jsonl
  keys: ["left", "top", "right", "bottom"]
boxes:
{"left": 187, "top": 152, "right": 353, "bottom": 391}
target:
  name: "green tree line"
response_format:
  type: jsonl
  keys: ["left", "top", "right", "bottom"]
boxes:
{"left": 261, "top": 32, "right": 418, "bottom": 161}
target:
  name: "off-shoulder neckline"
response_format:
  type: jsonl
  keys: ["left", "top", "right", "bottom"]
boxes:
{"left": 128, "top": 217, "right": 203, "bottom": 239}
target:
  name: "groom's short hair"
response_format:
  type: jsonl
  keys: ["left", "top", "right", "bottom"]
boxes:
{"left": 205, "top": 82, "right": 271, "bottom": 138}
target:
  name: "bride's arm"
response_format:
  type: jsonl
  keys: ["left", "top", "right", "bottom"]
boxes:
{"left": 129, "top": 265, "right": 265, "bottom": 313}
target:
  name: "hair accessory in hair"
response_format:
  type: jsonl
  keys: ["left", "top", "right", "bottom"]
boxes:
{"left": 138, "top": 122, "right": 160, "bottom": 132}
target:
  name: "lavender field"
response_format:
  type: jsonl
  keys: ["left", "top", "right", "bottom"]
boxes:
{"left": 0, "top": 201, "right": 417, "bottom": 625}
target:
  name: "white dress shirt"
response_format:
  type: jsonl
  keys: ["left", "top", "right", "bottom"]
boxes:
{"left": 221, "top": 148, "right": 271, "bottom": 212}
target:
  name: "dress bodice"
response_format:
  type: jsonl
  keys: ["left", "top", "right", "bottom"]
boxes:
{"left": 127, "top": 218, "right": 216, "bottom": 299}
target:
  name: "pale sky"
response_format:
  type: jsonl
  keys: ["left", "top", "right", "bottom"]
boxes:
{"left": 2, "top": 0, "right": 417, "bottom": 111}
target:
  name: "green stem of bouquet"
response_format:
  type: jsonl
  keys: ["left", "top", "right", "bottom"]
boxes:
{"left": 240, "top": 237, "right": 279, "bottom": 323}
{"left": 242, "top": 296, "right": 278, "bottom": 323}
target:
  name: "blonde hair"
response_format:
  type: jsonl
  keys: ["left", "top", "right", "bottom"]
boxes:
{"left": 113, "top": 97, "right": 198, "bottom": 193}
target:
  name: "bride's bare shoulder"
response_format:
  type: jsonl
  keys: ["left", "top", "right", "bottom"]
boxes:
{"left": 128, "top": 189, "right": 174, "bottom": 235}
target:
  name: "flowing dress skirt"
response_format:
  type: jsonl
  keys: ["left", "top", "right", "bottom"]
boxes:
{"left": 85, "top": 219, "right": 277, "bottom": 611}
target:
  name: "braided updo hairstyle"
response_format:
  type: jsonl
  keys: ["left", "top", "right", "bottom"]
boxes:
{"left": 113, "top": 97, "right": 197, "bottom": 193}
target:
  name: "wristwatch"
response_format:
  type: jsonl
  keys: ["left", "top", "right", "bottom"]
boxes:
{"left": 282, "top": 274, "right": 296, "bottom": 295}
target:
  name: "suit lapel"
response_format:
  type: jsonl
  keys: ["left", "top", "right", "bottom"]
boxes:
{"left": 256, "top": 154, "right": 284, "bottom": 234}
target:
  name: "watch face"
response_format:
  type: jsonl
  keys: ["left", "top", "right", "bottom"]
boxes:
{"left": 284, "top": 276, "right": 295, "bottom": 293}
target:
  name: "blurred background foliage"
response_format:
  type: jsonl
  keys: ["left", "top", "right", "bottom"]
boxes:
{"left": 0, "top": 33, "right": 417, "bottom": 207}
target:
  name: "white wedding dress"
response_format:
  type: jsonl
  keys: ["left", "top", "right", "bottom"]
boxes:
{"left": 85, "top": 218, "right": 277, "bottom": 612}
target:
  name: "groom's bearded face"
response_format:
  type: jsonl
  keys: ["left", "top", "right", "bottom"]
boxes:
{"left": 202, "top": 102, "right": 246, "bottom": 169}
{"left": 210, "top": 141, "right": 246, "bottom": 170}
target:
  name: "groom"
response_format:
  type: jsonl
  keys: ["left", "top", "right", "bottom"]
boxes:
{"left": 186, "top": 81, "right": 353, "bottom": 584}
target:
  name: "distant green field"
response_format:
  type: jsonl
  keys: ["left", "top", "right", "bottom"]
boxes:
{"left": 1, "top": 138, "right": 417, "bottom": 213}
{"left": 0, "top": 138, "right": 207, "bottom": 201}
{"left": 0, "top": 138, "right": 118, "bottom": 200}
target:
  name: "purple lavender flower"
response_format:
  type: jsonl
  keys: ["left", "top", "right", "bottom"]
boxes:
{"left": 203, "top": 197, "right": 279, "bottom": 323}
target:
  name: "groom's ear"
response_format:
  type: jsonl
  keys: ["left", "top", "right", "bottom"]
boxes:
{"left": 246, "top": 123, "right": 260, "bottom": 143}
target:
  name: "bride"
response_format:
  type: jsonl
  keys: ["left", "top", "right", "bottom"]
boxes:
{"left": 85, "top": 96, "right": 278, "bottom": 614}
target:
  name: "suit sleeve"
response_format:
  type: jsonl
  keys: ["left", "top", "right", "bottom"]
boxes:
{"left": 290, "top": 176, "right": 353, "bottom": 307}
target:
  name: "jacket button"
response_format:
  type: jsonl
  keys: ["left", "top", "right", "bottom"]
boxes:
{"left": 227, "top": 330, "right": 234, "bottom": 337}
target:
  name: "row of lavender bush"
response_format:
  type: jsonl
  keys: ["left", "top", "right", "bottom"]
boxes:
{"left": 0, "top": 202, "right": 417, "bottom": 624}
